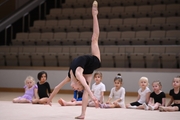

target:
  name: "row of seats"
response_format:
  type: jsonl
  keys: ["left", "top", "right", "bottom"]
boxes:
{"left": 0, "top": 45, "right": 179, "bottom": 68}
{"left": 62, "top": 0, "right": 178, "bottom": 8}
{"left": 1, "top": 45, "right": 179, "bottom": 54}
{"left": 30, "top": 17, "right": 180, "bottom": 32}
{"left": 0, "top": 52, "right": 179, "bottom": 68}
{"left": 12, "top": 30, "right": 180, "bottom": 45}
{"left": 46, "top": 4, "right": 180, "bottom": 20}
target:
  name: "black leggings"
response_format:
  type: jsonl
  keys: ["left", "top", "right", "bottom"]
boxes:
{"left": 171, "top": 104, "right": 180, "bottom": 111}
{"left": 130, "top": 101, "right": 142, "bottom": 106}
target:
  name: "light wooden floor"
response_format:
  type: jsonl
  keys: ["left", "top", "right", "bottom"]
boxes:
{"left": 0, "top": 92, "right": 179, "bottom": 120}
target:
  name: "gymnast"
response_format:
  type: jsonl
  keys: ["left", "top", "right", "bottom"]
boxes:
{"left": 47, "top": 1, "right": 100, "bottom": 119}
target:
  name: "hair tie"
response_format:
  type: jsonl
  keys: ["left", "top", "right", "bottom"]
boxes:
{"left": 116, "top": 75, "right": 121, "bottom": 78}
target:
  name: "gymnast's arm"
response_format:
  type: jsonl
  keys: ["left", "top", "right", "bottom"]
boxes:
{"left": 34, "top": 88, "right": 39, "bottom": 99}
{"left": 76, "top": 69, "right": 96, "bottom": 100}
{"left": 47, "top": 76, "right": 71, "bottom": 105}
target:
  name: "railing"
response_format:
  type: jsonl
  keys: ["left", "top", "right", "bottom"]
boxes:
{"left": 0, "top": 0, "right": 47, "bottom": 45}
{"left": 0, "top": 0, "right": 46, "bottom": 32}
{"left": 0, "top": 0, "right": 9, "bottom": 6}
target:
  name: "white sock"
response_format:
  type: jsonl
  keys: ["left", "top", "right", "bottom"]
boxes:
{"left": 148, "top": 105, "right": 155, "bottom": 110}
{"left": 143, "top": 103, "right": 149, "bottom": 110}
{"left": 128, "top": 105, "right": 137, "bottom": 109}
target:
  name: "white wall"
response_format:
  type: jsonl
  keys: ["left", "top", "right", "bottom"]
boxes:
{"left": 0, "top": 68, "right": 179, "bottom": 94}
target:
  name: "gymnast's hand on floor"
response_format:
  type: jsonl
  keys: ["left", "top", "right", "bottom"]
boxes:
{"left": 92, "top": 97, "right": 99, "bottom": 108}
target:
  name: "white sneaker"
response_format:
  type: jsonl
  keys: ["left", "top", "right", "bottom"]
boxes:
{"left": 143, "top": 103, "right": 149, "bottom": 110}
{"left": 148, "top": 105, "right": 154, "bottom": 110}
{"left": 128, "top": 105, "right": 137, "bottom": 109}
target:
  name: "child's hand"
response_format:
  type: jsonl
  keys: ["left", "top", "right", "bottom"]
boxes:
{"left": 46, "top": 99, "right": 52, "bottom": 106}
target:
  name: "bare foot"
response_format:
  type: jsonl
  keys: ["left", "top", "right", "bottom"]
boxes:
{"left": 92, "top": 0, "right": 98, "bottom": 16}
{"left": 159, "top": 106, "right": 166, "bottom": 112}
{"left": 58, "top": 98, "right": 66, "bottom": 106}
{"left": 93, "top": 0, "right": 98, "bottom": 7}
{"left": 75, "top": 115, "right": 84, "bottom": 119}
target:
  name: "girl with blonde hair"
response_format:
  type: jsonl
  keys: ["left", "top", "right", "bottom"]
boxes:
{"left": 13, "top": 76, "right": 38, "bottom": 103}
{"left": 126, "top": 77, "right": 151, "bottom": 109}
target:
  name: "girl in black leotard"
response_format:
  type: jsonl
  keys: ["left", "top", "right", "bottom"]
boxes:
{"left": 32, "top": 71, "right": 51, "bottom": 104}
{"left": 159, "top": 76, "right": 180, "bottom": 112}
{"left": 47, "top": 1, "right": 100, "bottom": 119}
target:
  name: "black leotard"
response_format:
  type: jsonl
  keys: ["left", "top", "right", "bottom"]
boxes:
{"left": 37, "top": 82, "right": 51, "bottom": 99}
{"left": 68, "top": 55, "right": 101, "bottom": 78}
{"left": 169, "top": 89, "right": 180, "bottom": 100}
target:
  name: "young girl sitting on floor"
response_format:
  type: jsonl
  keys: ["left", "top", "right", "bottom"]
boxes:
{"left": 143, "top": 81, "right": 166, "bottom": 110}
{"left": 58, "top": 90, "right": 83, "bottom": 106}
{"left": 159, "top": 76, "right": 180, "bottom": 112}
{"left": 100, "top": 73, "right": 126, "bottom": 108}
{"left": 13, "top": 76, "right": 38, "bottom": 103}
{"left": 88, "top": 71, "right": 106, "bottom": 107}
{"left": 32, "top": 71, "right": 51, "bottom": 104}
{"left": 126, "top": 77, "right": 151, "bottom": 109}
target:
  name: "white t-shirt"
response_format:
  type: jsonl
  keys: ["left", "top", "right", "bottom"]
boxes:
{"left": 138, "top": 87, "right": 151, "bottom": 104}
{"left": 109, "top": 87, "right": 125, "bottom": 102}
{"left": 92, "top": 82, "right": 106, "bottom": 101}
{"left": 109, "top": 87, "right": 126, "bottom": 108}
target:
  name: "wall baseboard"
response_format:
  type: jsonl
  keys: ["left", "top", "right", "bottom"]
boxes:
{"left": 0, "top": 87, "right": 170, "bottom": 98}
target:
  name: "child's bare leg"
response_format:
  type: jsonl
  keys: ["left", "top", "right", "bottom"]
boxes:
{"left": 149, "top": 103, "right": 161, "bottom": 110}
{"left": 38, "top": 98, "right": 48, "bottom": 104}
{"left": 12, "top": 98, "right": 19, "bottom": 103}
{"left": 113, "top": 102, "right": 121, "bottom": 108}
{"left": 137, "top": 105, "right": 144, "bottom": 109}
{"left": 91, "top": 0, "right": 100, "bottom": 61}
{"left": 59, "top": 99, "right": 81, "bottom": 106}
{"left": 13, "top": 98, "right": 30, "bottom": 103}
{"left": 66, "top": 101, "right": 77, "bottom": 106}
{"left": 119, "top": 102, "right": 126, "bottom": 108}
{"left": 58, "top": 98, "right": 66, "bottom": 106}
{"left": 100, "top": 103, "right": 119, "bottom": 108}
{"left": 106, "top": 104, "right": 116, "bottom": 108}
{"left": 159, "top": 106, "right": 179, "bottom": 112}
{"left": 110, "top": 103, "right": 118, "bottom": 108}
{"left": 75, "top": 101, "right": 82, "bottom": 106}
{"left": 166, "top": 106, "right": 179, "bottom": 111}
{"left": 126, "top": 104, "right": 131, "bottom": 108}
{"left": 32, "top": 99, "right": 39, "bottom": 104}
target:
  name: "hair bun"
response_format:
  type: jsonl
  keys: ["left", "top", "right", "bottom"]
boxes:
{"left": 117, "top": 73, "right": 121, "bottom": 76}
{"left": 116, "top": 73, "right": 121, "bottom": 78}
